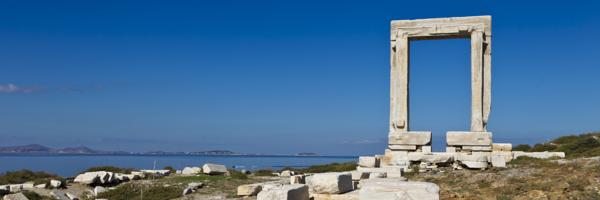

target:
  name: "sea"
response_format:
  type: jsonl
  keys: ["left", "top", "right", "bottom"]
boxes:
{"left": 0, "top": 154, "right": 357, "bottom": 177}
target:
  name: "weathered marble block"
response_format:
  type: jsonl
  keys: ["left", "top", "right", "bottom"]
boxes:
{"left": 446, "top": 131, "right": 492, "bottom": 146}
{"left": 358, "top": 156, "right": 379, "bottom": 167}
{"left": 359, "top": 178, "right": 439, "bottom": 200}
{"left": 306, "top": 172, "right": 353, "bottom": 194}
{"left": 257, "top": 184, "right": 309, "bottom": 200}
{"left": 388, "top": 131, "right": 431, "bottom": 145}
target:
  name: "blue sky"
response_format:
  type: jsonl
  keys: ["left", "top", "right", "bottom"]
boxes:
{"left": 0, "top": 0, "right": 599, "bottom": 155}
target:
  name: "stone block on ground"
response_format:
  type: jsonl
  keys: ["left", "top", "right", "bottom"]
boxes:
{"left": 357, "top": 166, "right": 403, "bottom": 179}
{"left": 359, "top": 178, "right": 439, "bottom": 200}
{"left": 181, "top": 167, "right": 202, "bottom": 175}
{"left": 311, "top": 190, "right": 359, "bottom": 200}
{"left": 491, "top": 154, "right": 507, "bottom": 168}
{"left": 3, "top": 193, "right": 29, "bottom": 200}
{"left": 9, "top": 184, "right": 22, "bottom": 193}
{"left": 306, "top": 172, "right": 353, "bottom": 194}
{"left": 0, "top": 185, "right": 9, "bottom": 196}
{"left": 238, "top": 183, "right": 263, "bottom": 196}
{"left": 74, "top": 171, "right": 115, "bottom": 185}
{"left": 280, "top": 170, "right": 295, "bottom": 177}
{"left": 257, "top": 184, "right": 309, "bottom": 200}
{"left": 202, "top": 163, "right": 228, "bottom": 175}
{"left": 49, "top": 180, "right": 61, "bottom": 188}
{"left": 21, "top": 182, "right": 34, "bottom": 190}
{"left": 34, "top": 184, "right": 46, "bottom": 189}
{"left": 358, "top": 156, "right": 379, "bottom": 167}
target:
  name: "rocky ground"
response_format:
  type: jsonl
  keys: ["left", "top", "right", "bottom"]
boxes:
{"left": 408, "top": 156, "right": 600, "bottom": 200}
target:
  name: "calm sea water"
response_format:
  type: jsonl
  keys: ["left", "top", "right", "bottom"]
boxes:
{"left": 0, "top": 154, "right": 357, "bottom": 177}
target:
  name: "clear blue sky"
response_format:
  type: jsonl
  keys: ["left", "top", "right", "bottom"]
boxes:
{"left": 1, "top": 0, "right": 599, "bottom": 155}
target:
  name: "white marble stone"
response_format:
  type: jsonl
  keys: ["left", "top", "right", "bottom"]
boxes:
{"left": 358, "top": 156, "right": 379, "bottom": 167}
{"left": 359, "top": 178, "right": 439, "bottom": 200}
{"left": 3, "top": 193, "right": 28, "bottom": 200}
{"left": 238, "top": 183, "right": 263, "bottom": 196}
{"left": 181, "top": 167, "right": 202, "bottom": 175}
{"left": 50, "top": 180, "right": 62, "bottom": 188}
{"left": 306, "top": 172, "right": 353, "bottom": 194}
{"left": 491, "top": 154, "right": 507, "bottom": 168}
{"left": 492, "top": 143, "right": 512, "bottom": 152}
{"left": 202, "top": 163, "right": 228, "bottom": 175}
{"left": 257, "top": 184, "right": 309, "bottom": 200}
{"left": 446, "top": 132, "right": 492, "bottom": 146}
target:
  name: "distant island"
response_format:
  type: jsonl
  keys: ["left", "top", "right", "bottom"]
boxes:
{"left": 0, "top": 144, "right": 323, "bottom": 157}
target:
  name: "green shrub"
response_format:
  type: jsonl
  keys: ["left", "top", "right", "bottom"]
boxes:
{"left": 229, "top": 170, "right": 248, "bottom": 179}
{"left": 295, "top": 162, "right": 357, "bottom": 173}
{"left": 96, "top": 183, "right": 181, "bottom": 200}
{"left": 0, "top": 170, "right": 63, "bottom": 185}
{"left": 512, "top": 144, "right": 531, "bottom": 151}
{"left": 83, "top": 166, "right": 135, "bottom": 174}
{"left": 530, "top": 143, "right": 557, "bottom": 152}
{"left": 253, "top": 169, "right": 276, "bottom": 176}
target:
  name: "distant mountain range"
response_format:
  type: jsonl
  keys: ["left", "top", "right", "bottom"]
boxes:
{"left": 0, "top": 144, "right": 115, "bottom": 154}
{"left": 0, "top": 144, "right": 324, "bottom": 156}
{"left": 0, "top": 144, "right": 240, "bottom": 155}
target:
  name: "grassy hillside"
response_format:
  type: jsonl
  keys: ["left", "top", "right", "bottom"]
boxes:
{"left": 514, "top": 132, "right": 600, "bottom": 158}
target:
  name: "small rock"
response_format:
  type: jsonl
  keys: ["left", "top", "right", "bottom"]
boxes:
{"left": 182, "top": 167, "right": 202, "bottom": 175}
{"left": 238, "top": 183, "right": 263, "bottom": 196}
{"left": 279, "top": 170, "right": 295, "bottom": 177}
{"left": 34, "top": 184, "right": 46, "bottom": 189}
{"left": 94, "top": 186, "right": 107, "bottom": 196}
{"left": 202, "top": 163, "right": 228, "bottom": 175}
{"left": 49, "top": 180, "right": 62, "bottom": 188}
{"left": 188, "top": 182, "right": 204, "bottom": 189}
{"left": 65, "top": 192, "right": 79, "bottom": 200}
{"left": 3, "top": 193, "right": 29, "bottom": 200}
{"left": 182, "top": 187, "right": 193, "bottom": 195}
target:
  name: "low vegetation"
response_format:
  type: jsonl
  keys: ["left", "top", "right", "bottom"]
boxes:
{"left": 513, "top": 132, "right": 600, "bottom": 158}
{"left": 82, "top": 166, "right": 135, "bottom": 174}
{"left": 95, "top": 183, "right": 181, "bottom": 200}
{"left": 281, "top": 162, "right": 357, "bottom": 173}
{"left": 0, "top": 170, "right": 63, "bottom": 185}
{"left": 22, "top": 191, "right": 54, "bottom": 200}
{"left": 253, "top": 169, "right": 276, "bottom": 176}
